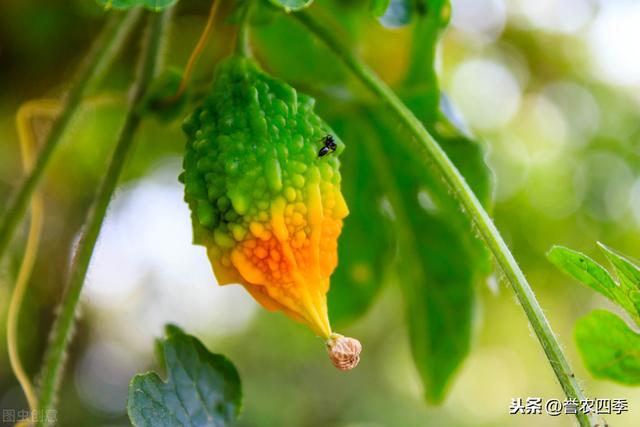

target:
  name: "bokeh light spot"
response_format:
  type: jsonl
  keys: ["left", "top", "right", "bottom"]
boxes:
{"left": 450, "top": 59, "right": 522, "bottom": 131}
{"left": 589, "top": 1, "right": 640, "bottom": 86}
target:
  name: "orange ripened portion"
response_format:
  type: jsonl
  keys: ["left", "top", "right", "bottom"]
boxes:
{"left": 182, "top": 57, "right": 350, "bottom": 339}
{"left": 207, "top": 180, "right": 349, "bottom": 339}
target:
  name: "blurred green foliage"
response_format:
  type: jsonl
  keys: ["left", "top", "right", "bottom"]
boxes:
{"left": 549, "top": 244, "right": 640, "bottom": 385}
{"left": 128, "top": 325, "right": 242, "bottom": 426}
{"left": 576, "top": 310, "right": 640, "bottom": 386}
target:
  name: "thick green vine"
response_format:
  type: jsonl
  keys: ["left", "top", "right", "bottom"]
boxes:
{"left": 35, "top": 9, "right": 171, "bottom": 424}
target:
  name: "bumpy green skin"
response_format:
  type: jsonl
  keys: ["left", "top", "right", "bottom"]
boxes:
{"left": 180, "top": 56, "right": 344, "bottom": 246}
{"left": 180, "top": 56, "right": 349, "bottom": 337}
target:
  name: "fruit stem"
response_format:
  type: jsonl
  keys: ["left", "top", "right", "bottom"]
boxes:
{"left": 235, "top": 0, "right": 254, "bottom": 57}
{"left": 0, "top": 9, "right": 141, "bottom": 263}
{"left": 293, "top": 10, "right": 595, "bottom": 427}
{"left": 35, "top": 9, "right": 171, "bottom": 425}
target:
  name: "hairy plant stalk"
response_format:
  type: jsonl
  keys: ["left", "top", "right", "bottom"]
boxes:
{"left": 0, "top": 9, "right": 141, "bottom": 262}
{"left": 294, "top": 11, "right": 595, "bottom": 427}
{"left": 36, "top": 10, "right": 171, "bottom": 425}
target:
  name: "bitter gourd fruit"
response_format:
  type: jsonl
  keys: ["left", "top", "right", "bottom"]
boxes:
{"left": 180, "top": 56, "right": 360, "bottom": 368}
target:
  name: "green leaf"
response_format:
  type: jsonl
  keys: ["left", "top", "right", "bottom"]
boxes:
{"left": 368, "top": 0, "right": 490, "bottom": 401}
{"left": 321, "top": 94, "right": 491, "bottom": 402}
{"left": 547, "top": 246, "right": 619, "bottom": 301}
{"left": 96, "top": 0, "right": 178, "bottom": 11}
{"left": 370, "top": 0, "right": 391, "bottom": 17}
{"left": 253, "top": 14, "right": 350, "bottom": 85}
{"left": 328, "top": 93, "right": 490, "bottom": 403}
{"left": 548, "top": 244, "right": 640, "bottom": 385}
{"left": 598, "top": 242, "right": 640, "bottom": 316}
{"left": 128, "top": 325, "right": 242, "bottom": 427}
{"left": 547, "top": 245, "right": 640, "bottom": 324}
{"left": 267, "top": 0, "right": 313, "bottom": 12}
{"left": 396, "top": 210, "right": 480, "bottom": 404}
{"left": 328, "top": 114, "right": 395, "bottom": 327}
{"left": 377, "top": 108, "right": 491, "bottom": 403}
{"left": 599, "top": 243, "right": 640, "bottom": 284}
{"left": 576, "top": 310, "right": 640, "bottom": 385}
{"left": 398, "top": 62, "right": 492, "bottom": 405}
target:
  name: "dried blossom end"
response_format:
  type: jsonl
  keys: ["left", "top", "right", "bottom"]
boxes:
{"left": 326, "top": 334, "right": 362, "bottom": 371}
